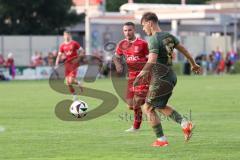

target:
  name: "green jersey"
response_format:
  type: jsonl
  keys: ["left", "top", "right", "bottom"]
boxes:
{"left": 146, "top": 32, "right": 179, "bottom": 108}
{"left": 148, "top": 32, "right": 179, "bottom": 65}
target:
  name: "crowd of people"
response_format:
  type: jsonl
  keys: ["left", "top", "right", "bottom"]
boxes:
{"left": 30, "top": 51, "right": 58, "bottom": 67}
{"left": 185, "top": 47, "right": 239, "bottom": 75}
{"left": 0, "top": 46, "right": 239, "bottom": 80}
{"left": 0, "top": 53, "right": 16, "bottom": 80}
{"left": 0, "top": 49, "right": 112, "bottom": 80}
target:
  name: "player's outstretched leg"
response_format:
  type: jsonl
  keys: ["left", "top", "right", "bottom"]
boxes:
{"left": 77, "top": 81, "right": 83, "bottom": 93}
{"left": 159, "top": 105, "right": 194, "bottom": 141}
{"left": 125, "top": 96, "right": 144, "bottom": 133}
{"left": 66, "top": 77, "right": 78, "bottom": 101}
{"left": 125, "top": 107, "right": 142, "bottom": 133}
{"left": 133, "top": 107, "right": 142, "bottom": 130}
{"left": 67, "top": 84, "right": 77, "bottom": 101}
{"left": 142, "top": 103, "right": 168, "bottom": 147}
{"left": 182, "top": 121, "right": 194, "bottom": 141}
{"left": 71, "top": 77, "right": 83, "bottom": 93}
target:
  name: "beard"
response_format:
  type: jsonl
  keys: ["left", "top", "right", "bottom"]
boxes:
{"left": 127, "top": 36, "right": 134, "bottom": 41}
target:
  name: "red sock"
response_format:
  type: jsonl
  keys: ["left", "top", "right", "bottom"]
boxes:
{"left": 133, "top": 108, "right": 142, "bottom": 129}
{"left": 68, "top": 85, "right": 75, "bottom": 94}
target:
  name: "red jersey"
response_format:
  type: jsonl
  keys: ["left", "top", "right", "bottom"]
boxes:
{"left": 59, "top": 40, "right": 81, "bottom": 78}
{"left": 6, "top": 58, "right": 14, "bottom": 67}
{"left": 59, "top": 40, "right": 80, "bottom": 63}
{"left": 116, "top": 38, "right": 149, "bottom": 99}
{"left": 116, "top": 38, "right": 149, "bottom": 78}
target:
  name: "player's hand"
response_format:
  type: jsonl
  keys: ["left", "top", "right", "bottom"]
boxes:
{"left": 191, "top": 64, "right": 202, "bottom": 74}
{"left": 54, "top": 65, "right": 58, "bottom": 70}
{"left": 133, "top": 70, "right": 148, "bottom": 86}
{"left": 115, "top": 64, "right": 123, "bottom": 73}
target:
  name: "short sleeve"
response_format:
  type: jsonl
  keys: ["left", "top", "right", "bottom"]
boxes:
{"left": 143, "top": 42, "right": 149, "bottom": 56}
{"left": 74, "top": 41, "right": 80, "bottom": 50}
{"left": 169, "top": 34, "right": 180, "bottom": 47}
{"left": 148, "top": 35, "right": 160, "bottom": 54}
{"left": 115, "top": 43, "right": 123, "bottom": 56}
{"left": 59, "top": 44, "right": 64, "bottom": 53}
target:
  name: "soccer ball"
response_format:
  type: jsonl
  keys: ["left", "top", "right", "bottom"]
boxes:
{"left": 69, "top": 100, "right": 88, "bottom": 118}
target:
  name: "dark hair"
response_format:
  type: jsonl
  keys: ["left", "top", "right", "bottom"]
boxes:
{"left": 123, "top": 22, "right": 135, "bottom": 28}
{"left": 141, "top": 12, "right": 159, "bottom": 24}
{"left": 63, "top": 30, "right": 71, "bottom": 34}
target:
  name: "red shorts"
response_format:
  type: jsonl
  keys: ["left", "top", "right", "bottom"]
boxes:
{"left": 65, "top": 62, "right": 79, "bottom": 78}
{"left": 126, "top": 78, "right": 149, "bottom": 99}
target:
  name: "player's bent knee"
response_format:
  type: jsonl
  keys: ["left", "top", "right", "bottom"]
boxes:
{"left": 142, "top": 103, "right": 154, "bottom": 114}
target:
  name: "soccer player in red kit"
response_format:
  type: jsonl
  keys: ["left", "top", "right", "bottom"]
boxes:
{"left": 113, "top": 22, "right": 149, "bottom": 132}
{"left": 55, "top": 31, "right": 84, "bottom": 101}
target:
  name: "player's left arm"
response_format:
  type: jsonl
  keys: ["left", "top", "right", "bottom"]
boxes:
{"left": 72, "top": 42, "right": 84, "bottom": 64}
{"left": 175, "top": 44, "right": 201, "bottom": 74}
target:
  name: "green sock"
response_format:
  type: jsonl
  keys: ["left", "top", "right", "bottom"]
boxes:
{"left": 169, "top": 110, "right": 183, "bottom": 124}
{"left": 152, "top": 123, "right": 164, "bottom": 138}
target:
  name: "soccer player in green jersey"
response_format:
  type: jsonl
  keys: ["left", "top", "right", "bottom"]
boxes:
{"left": 135, "top": 12, "right": 202, "bottom": 147}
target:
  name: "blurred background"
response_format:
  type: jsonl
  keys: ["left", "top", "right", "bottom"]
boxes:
{"left": 0, "top": 0, "right": 239, "bottom": 80}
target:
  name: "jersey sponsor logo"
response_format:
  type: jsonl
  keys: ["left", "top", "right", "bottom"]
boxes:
{"left": 66, "top": 50, "right": 73, "bottom": 56}
{"left": 126, "top": 55, "right": 140, "bottom": 61}
{"left": 63, "top": 45, "right": 74, "bottom": 56}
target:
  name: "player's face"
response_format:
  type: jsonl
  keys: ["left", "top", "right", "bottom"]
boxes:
{"left": 123, "top": 25, "right": 135, "bottom": 41}
{"left": 63, "top": 32, "right": 71, "bottom": 42}
{"left": 142, "top": 20, "right": 152, "bottom": 36}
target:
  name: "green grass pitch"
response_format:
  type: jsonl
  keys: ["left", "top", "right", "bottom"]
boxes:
{"left": 0, "top": 75, "right": 240, "bottom": 160}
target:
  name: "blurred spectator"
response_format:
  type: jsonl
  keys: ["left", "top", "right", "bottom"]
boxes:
{"left": 6, "top": 53, "right": 16, "bottom": 79}
{"left": 226, "top": 49, "right": 238, "bottom": 73}
{"left": 216, "top": 57, "right": 225, "bottom": 74}
{"left": 183, "top": 60, "right": 191, "bottom": 75}
{"left": 213, "top": 47, "right": 222, "bottom": 73}
{"left": 0, "top": 54, "right": 5, "bottom": 66}
{"left": 101, "top": 61, "right": 111, "bottom": 77}
{"left": 208, "top": 53, "right": 214, "bottom": 74}
{"left": 195, "top": 54, "right": 202, "bottom": 66}
{"left": 31, "top": 52, "right": 38, "bottom": 67}
{"left": 31, "top": 51, "right": 44, "bottom": 67}
{"left": 36, "top": 52, "right": 43, "bottom": 66}
{"left": 201, "top": 55, "right": 208, "bottom": 76}
{"left": 44, "top": 52, "right": 54, "bottom": 66}
{"left": 0, "top": 71, "right": 9, "bottom": 81}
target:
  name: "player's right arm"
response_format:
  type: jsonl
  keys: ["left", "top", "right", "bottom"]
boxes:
{"left": 55, "top": 44, "right": 65, "bottom": 68}
{"left": 113, "top": 42, "right": 124, "bottom": 73}
{"left": 113, "top": 54, "right": 123, "bottom": 73}
{"left": 175, "top": 44, "right": 201, "bottom": 74}
{"left": 55, "top": 51, "right": 63, "bottom": 69}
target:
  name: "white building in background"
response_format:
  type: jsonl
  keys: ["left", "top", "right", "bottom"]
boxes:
{"left": 69, "top": 0, "right": 240, "bottom": 57}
